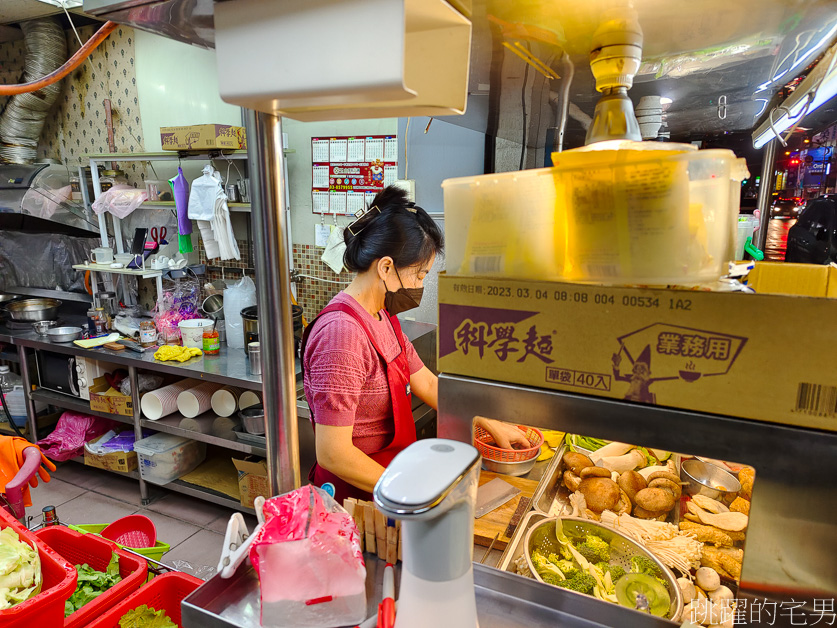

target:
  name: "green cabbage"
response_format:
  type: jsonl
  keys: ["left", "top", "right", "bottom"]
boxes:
{"left": 65, "top": 551, "right": 122, "bottom": 616}
{"left": 118, "top": 604, "right": 177, "bottom": 628}
{"left": 0, "top": 527, "right": 42, "bottom": 610}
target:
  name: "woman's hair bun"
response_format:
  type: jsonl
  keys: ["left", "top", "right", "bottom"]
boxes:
{"left": 341, "top": 185, "right": 443, "bottom": 273}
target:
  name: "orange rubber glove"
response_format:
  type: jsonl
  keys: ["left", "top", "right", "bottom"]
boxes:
{"left": 0, "top": 436, "right": 55, "bottom": 507}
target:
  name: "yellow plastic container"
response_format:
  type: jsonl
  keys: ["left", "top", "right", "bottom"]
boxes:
{"left": 442, "top": 167, "right": 563, "bottom": 280}
{"left": 551, "top": 142, "right": 739, "bottom": 284}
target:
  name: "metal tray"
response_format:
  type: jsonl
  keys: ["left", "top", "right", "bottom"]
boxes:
{"left": 531, "top": 443, "right": 569, "bottom": 515}
{"left": 496, "top": 510, "right": 548, "bottom": 575}
{"left": 233, "top": 425, "right": 265, "bottom": 447}
{"left": 530, "top": 444, "right": 683, "bottom": 524}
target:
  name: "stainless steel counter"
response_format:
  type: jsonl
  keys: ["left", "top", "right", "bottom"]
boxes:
{"left": 182, "top": 554, "right": 674, "bottom": 628}
{"left": 0, "top": 324, "right": 267, "bottom": 390}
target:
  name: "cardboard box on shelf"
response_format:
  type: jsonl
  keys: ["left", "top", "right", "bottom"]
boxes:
{"left": 233, "top": 457, "right": 268, "bottom": 509}
{"left": 160, "top": 124, "right": 246, "bottom": 151}
{"left": 438, "top": 263, "right": 837, "bottom": 432}
{"left": 84, "top": 433, "right": 138, "bottom": 473}
{"left": 89, "top": 377, "right": 133, "bottom": 417}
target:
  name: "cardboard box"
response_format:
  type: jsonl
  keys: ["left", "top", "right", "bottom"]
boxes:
{"left": 160, "top": 124, "right": 246, "bottom": 151}
{"left": 438, "top": 264, "right": 837, "bottom": 432}
{"left": 84, "top": 433, "right": 138, "bottom": 473}
{"left": 89, "top": 377, "right": 133, "bottom": 417}
{"left": 233, "top": 457, "right": 269, "bottom": 509}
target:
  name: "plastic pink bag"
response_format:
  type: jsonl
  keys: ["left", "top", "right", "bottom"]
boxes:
{"left": 250, "top": 485, "right": 367, "bottom": 627}
{"left": 91, "top": 184, "right": 148, "bottom": 218}
{"left": 36, "top": 411, "right": 118, "bottom": 462}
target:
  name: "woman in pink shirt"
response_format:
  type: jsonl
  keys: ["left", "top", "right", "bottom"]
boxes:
{"left": 302, "top": 186, "right": 528, "bottom": 503}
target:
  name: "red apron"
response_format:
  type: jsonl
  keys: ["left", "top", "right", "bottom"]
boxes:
{"left": 300, "top": 302, "right": 417, "bottom": 503}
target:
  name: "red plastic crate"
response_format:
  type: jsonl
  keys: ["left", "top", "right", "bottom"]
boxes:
{"left": 34, "top": 525, "right": 148, "bottom": 628}
{"left": 0, "top": 509, "right": 77, "bottom": 628}
{"left": 84, "top": 571, "right": 203, "bottom": 628}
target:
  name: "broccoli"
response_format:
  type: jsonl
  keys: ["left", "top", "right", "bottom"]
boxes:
{"left": 574, "top": 534, "right": 611, "bottom": 564}
{"left": 596, "top": 562, "right": 626, "bottom": 583}
{"left": 550, "top": 556, "right": 579, "bottom": 578}
{"left": 531, "top": 551, "right": 566, "bottom": 582}
{"left": 630, "top": 555, "right": 662, "bottom": 578}
{"left": 540, "top": 572, "right": 564, "bottom": 586}
{"left": 555, "top": 572, "right": 596, "bottom": 594}
{"left": 630, "top": 556, "right": 668, "bottom": 587}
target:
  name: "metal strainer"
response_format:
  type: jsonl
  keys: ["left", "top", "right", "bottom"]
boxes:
{"left": 524, "top": 516, "right": 684, "bottom": 620}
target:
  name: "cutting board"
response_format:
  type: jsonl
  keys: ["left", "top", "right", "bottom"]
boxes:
{"left": 473, "top": 470, "right": 538, "bottom": 551}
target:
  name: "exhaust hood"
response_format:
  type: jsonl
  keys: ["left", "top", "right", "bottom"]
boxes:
{"left": 83, "top": 0, "right": 837, "bottom": 144}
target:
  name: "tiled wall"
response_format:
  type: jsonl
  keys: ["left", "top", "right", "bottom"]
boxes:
{"left": 0, "top": 23, "right": 147, "bottom": 184}
{"left": 292, "top": 244, "right": 350, "bottom": 318}
{"left": 198, "top": 240, "right": 347, "bottom": 319}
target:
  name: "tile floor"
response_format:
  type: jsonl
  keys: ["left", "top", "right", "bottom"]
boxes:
{"left": 28, "top": 461, "right": 256, "bottom": 579}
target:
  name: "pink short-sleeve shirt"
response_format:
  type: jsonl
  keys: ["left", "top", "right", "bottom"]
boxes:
{"left": 303, "top": 292, "right": 424, "bottom": 454}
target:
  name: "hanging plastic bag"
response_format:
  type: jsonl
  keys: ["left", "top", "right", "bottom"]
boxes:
{"left": 224, "top": 275, "right": 257, "bottom": 349}
{"left": 36, "top": 411, "right": 117, "bottom": 462}
{"left": 189, "top": 165, "right": 223, "bottom": 221}
{"left": 91, "top": 184, "right": 148, "bottom": 218}
{"left": 250, "top": 486, "right": 366, "bottom": 627}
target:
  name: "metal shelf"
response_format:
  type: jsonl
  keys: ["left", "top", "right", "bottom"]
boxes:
{"left": 69, "top": 456, "right": 141, "bottom": 481}
{"left": 72, "top": 263, "right": 163, "bottom": 279}
{"left": 30, "top": 388, "right": 135, "bottom": 426}
{"left": 141, "top": 414, "right": 266, "bottom": 457}
{"left": 140, "top": 201, "right": 252, "bottom": 213}
{"left": 164, "top": 478, "right": 255, "bottom": 515}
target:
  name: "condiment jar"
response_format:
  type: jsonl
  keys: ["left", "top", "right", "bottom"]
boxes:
{"left": 203, "top": 330, "right": 220, "bottom": 355}
{"left": 100, "top": 169, "right": 127, "bottom": 192}
{"left": 139, "top": 320, "right": 157, "bottom": 347}
{"left": 95, "top": 307, "right": 108, "bottom": 333}
{"left": 87, "top": 307, "right": 100, "bottom": 335}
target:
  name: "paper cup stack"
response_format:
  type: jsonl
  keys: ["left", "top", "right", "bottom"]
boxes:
{"left": 211, "top": 386, "right": 245, "bottom": 417}
{"left": 141, "top": 380, "right": 197, "bottom": 420}
{"left": 177, "top": 382, "right": 224, "bottom": 418}
{"left": 239, "top": 390, "right": 262, "bottom": 410}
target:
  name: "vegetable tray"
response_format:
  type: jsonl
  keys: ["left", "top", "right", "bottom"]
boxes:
{"left": 34, "top": 525, "right": 148, "bottom": 628}
{"left": 84, "top": 571, "right": 203, "bottom": 628}
{"left": 0, "top": 508, "right": 77, "bottom": 627}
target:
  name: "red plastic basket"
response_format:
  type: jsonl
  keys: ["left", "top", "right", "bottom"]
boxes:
{"left": 101, "top": 514, "right": 157, "bottom": 549}
{"left": 34, "top": 525, "right": 148, "bottom": 628}
{"left": 83, "top": 571, "right": 203, "bottom": 628}
{"left": 474, "top": 425, "right": 544, "bottom": 462}
{"left": 0, "top": 509, "right": 77, "bottom": 628}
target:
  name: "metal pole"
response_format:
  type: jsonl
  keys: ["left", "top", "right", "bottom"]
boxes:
{"left": 245, "top": 110, "right": 300, "bottom": 495}
{"left": 18, "top": 346, "right": 38, "bottom": 442}
{"left": 754, "top": 139, "right": 777, "bottom": 252}
{"left": 128, "top": 365, "right": 149, "bottom": 504}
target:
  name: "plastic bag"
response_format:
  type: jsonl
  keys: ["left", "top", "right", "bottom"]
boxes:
{"left": 224, "top": 275, "right": 257, "bottom": 349}
{"left": 119, "top": 374, "right": 164, "bottom": 397}
{"left": 91, "top": 184, "right": 148, "bottom": 218}
{"left": 188, "top": 166, "right": 222, "bottom": 221}
{"left": 250, "top": 486, "right": 366, "bottom": 627}
{"left": 36, "top": 412, "right": 117, "bottom": 462}
{"left": 155, "top": 274, "right": 202, "bottom": 343}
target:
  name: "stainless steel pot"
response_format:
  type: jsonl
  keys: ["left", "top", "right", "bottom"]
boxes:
{"left": 3, "top": 298, "right": 62, "bottom": 322}
{"left": 241, "top": 306, "right": 259, "bottom": 352}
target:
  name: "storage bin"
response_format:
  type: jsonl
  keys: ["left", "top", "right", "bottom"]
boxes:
{"left": 0, "top": 508, "right": 77, "bottom": 628}
{"left": 551, "top": 143, "right": 738, "bottom": 284}
{"left": 66, "top": 523, "right": 170, "bottom": 562}
{"left": 83, "top": 571, "right": 203, "bottom": 628}
{"left": 443, "top": 142, "right": 741, "bottom": 285}
{"left": 33, "top": 525, "right": 147, "bottom": 628}
{"left": 442, "top": 167, "right": 562, "bottom": 280}
{"left": 133, "top": 432, "right": 206, "bottom": 485}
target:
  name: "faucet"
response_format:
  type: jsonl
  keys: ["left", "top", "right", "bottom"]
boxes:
{"left": 374, "top": 439, "right": 481, "bottom": 628}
